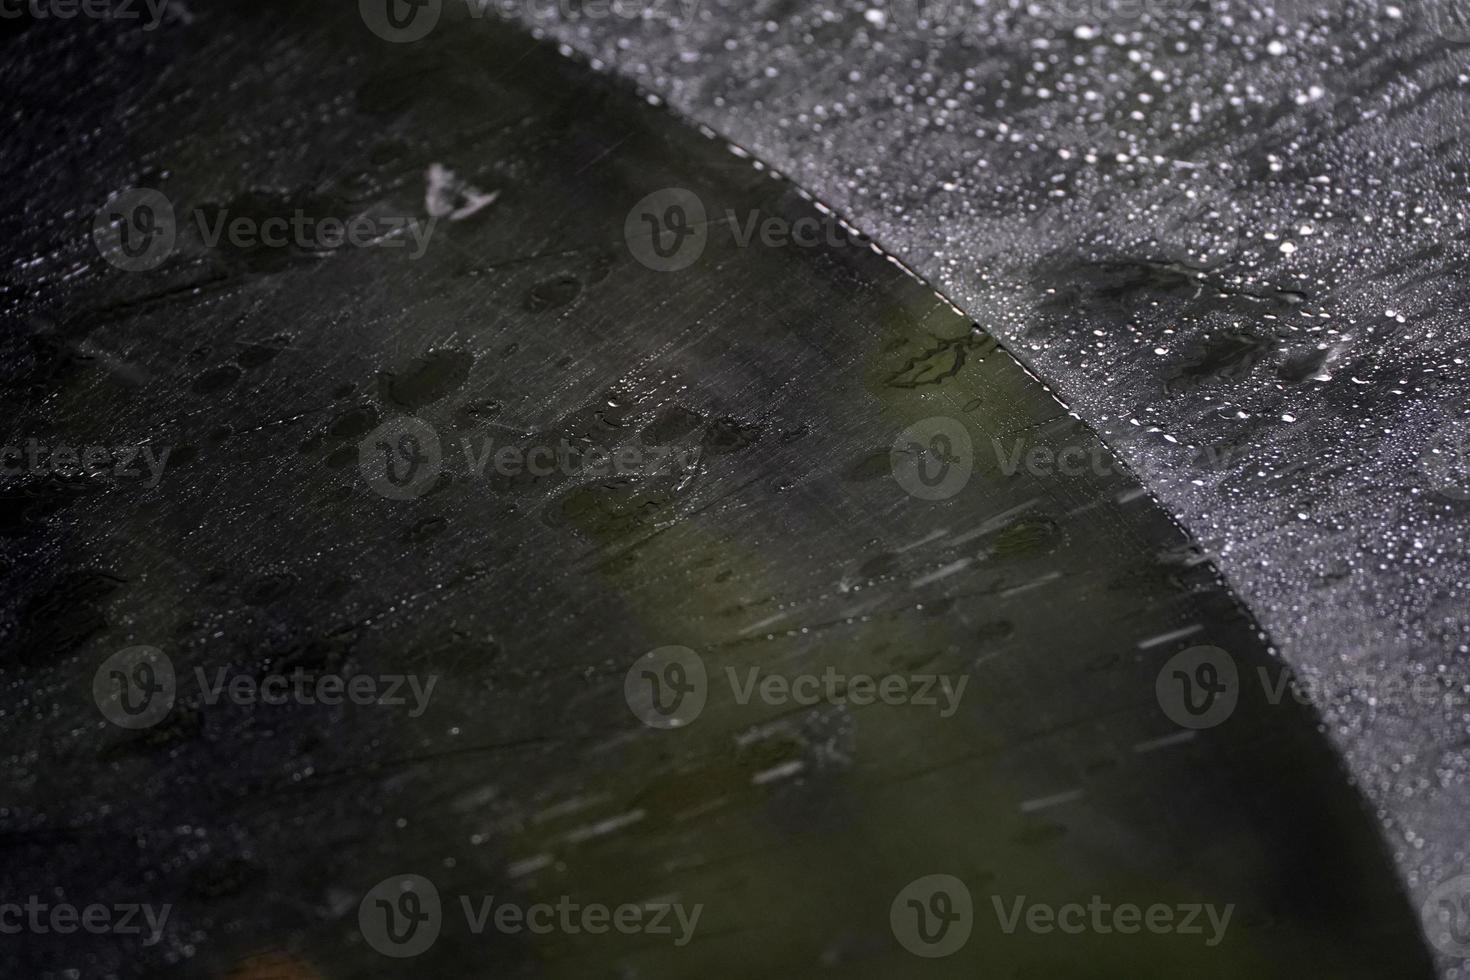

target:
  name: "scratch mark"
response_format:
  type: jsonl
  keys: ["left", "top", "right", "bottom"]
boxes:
{"left": 1137, "top": 624, "right": 1203, "bottom": 650}
{"left": 1020, "top": 788, "right": 1084, "bottom": 813}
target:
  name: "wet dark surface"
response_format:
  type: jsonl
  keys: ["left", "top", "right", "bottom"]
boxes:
{"left": 0, "top": 2, "right": 1447, "bottom": 978}
{"left": 499, "top": 1, "right": 1470, "bottom": 973}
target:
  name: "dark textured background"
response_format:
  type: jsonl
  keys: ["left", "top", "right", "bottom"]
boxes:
{"left": 0, "top": 0, "right": 1464, "bottom": 975}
